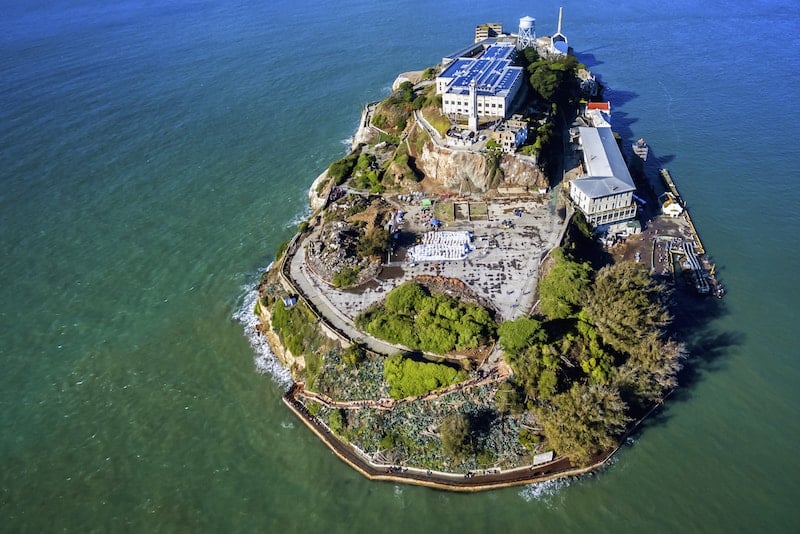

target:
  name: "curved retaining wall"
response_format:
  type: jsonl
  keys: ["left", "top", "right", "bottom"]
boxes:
{"left": 283, "top": 388, "right": 626, "bottom": 493}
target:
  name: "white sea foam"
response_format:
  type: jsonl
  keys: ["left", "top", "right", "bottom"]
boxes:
{"left": 283, "top": 208, "right": 311, "bottom": 230}
{"left": 233, "top": 286, "right": 293, "bottom": 391}
{"left": 519, "top": 477, "right": 572, "bottom": 504}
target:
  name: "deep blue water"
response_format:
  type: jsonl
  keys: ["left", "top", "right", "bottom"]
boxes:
{"left": 1, "top": 0, "right": 798, "bottom": 531}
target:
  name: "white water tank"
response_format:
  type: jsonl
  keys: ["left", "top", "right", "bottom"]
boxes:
{"left": 518, "top": 16, "right": 536, "bottom": 49}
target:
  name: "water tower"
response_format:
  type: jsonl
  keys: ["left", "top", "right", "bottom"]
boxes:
{"left": 517, "top": 16, "right": 536, "bottom": 49}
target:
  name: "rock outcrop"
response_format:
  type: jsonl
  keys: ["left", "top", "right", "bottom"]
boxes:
{"left": 416, "top": 142, "right": 547, "bottom": 193}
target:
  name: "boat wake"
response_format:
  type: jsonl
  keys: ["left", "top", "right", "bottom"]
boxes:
{"left": 233, "top": 284, "right": 293, "bottom": 391}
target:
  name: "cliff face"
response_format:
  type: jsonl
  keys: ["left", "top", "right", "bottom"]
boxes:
{"left": 416, "top": 142, "right": 546, "bottom": 193}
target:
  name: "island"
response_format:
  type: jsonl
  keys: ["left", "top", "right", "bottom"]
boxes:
{"left": 252, "top": 10, "right": 723, "bottom": 491}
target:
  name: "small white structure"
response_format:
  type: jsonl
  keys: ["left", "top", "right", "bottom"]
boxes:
{"left": 659, "top": 192, "right": 684, "bottom": 217}
{"left": 585, "top": 101, "right": 611, "bottom": 128}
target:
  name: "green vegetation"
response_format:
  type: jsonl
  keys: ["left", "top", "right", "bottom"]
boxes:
{"left": 538, "top": 247, "right": 593, "bottom": 319}
{"left": 439, "top": 412, "right": 473, "bottom": 462}
{"left": 421, "top": 67, "right": 437, "bottom": 81}
{"left": 372, "top": 81, "right": 415, "bottom": 133}
{"left": 389, "top": 143, "right": 422, "bottom": 183}
{"left": 327, "top": 153, "right": 359, "bottom": 185}
{"left": 495, "top": 238, "right": 683, "bottom": 464}
{"left": 350, "top": 152, "right": 385, "bottom": 193}
{"left": 383, "top": 352, "right": 467, "bottom": 400}
{"left": 356, "top": 282, "right": 496, "bottom": 354}
{"left": 332, "top": 266, "right": 360, "bottom": 288}
{"left": 585, "top": 262, "right": 670, "bottom": 355}
{"left": 328, "top": 409, "right": 346, "bottom": 435}
{"left": 373, "top": 81, "right": 442, "bottom": 135}
{"left": 356, "top": 226, "right": 390, "bottom": 258}
{"left": 342, "top": 343, "right": 366, "bottom": 368}
{"left": 521, "top": 48, "right": 581, "bottom": 105}
{"left": 421, "top": 106, "right": 450, "bottom": 138}
{"left": 270, "top": 298, "right": 328, "bottom": 387}
{"left": 497, "top": 317, "right": 546, "bottom": 357}
{"left": 533, "top": 383, "right": 629, "bottom": 466}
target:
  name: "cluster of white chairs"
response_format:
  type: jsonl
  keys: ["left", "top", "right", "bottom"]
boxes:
{"left": 407, "top": 231, "right": 473, "bottom": 262}
{"left": 420, "top": 231, "right": 471, "bottom": 246}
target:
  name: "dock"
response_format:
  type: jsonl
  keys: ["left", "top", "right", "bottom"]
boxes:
{"left": 655, "top": 168, "right": 723, "bottom": 297}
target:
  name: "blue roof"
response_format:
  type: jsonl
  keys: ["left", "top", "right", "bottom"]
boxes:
{"left": 439, "top": 43, "right": 523, "bottom": 97}
{"left": 439, "top": 58, "right": 473, "bottom": 79}
{"left": 480, "top": 43, "right": 515, "bottom": 61}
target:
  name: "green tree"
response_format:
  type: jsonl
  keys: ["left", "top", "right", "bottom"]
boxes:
{"left": 495, "top": 381, "right": 525, "bottom": 414}
{"left": 615, "top": 332, "right": 685, "bottom": 404}
{"left": 440, "top": 412, "right": 472, "bottom": 462}
{"left": 585, "top": 262, "right": 671, "bottom": 355}
{"left": 328, "top": 409, "right": 345, "bottom": 435}
{"left": 332, "top": 266, "right": 360, "bottom": 288}
{"left": 538, "top": 248, "right": 593, "bottom": 319}
{"left": 358, "top": 282, "right": 496, "bottom": 354}
{"left": 534, "top": 383, "right": 629, "bottom": 466}
{"left": 357, "top": 226, "right": 390, "bottom": 258}
{"left": 382, "top": 353, "right": 466, "bottom": 399}
{"left": 529, "top": 65, "right": 562, "bottom": 101}
{"left": 328, "top": 153, "right": 358, "bottom": 185}
{"left": 342, "top": 343, "right": 366, "bottom": 368}
{"left": 384, "top": 282, "right": 426, "bottom": 316}
{"left": 497, "top": 317, "right": 546, "bottom": 357}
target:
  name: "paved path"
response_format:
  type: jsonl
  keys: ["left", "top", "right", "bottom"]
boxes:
{"left": 288, "top": 234, "right": 404, "bottom": 356}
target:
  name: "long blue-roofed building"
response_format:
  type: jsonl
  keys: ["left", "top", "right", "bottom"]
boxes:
{"left": 435, "top": 41, "right": 524, "bottom": 121}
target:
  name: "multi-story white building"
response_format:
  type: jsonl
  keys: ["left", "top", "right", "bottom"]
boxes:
{"left": 569, "top": 127, "right": 637, "bottom": 228}
{"left": 436, "top": 42, "right": 524, "bottom": 121}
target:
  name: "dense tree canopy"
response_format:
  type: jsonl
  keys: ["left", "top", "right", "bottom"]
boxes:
{"left": 497, "top": 317, "right": 546, "bottom": 357}
{"left": 526, "top": 54, "right": 580, "bottom": 105}
{"left": 585, "top": 262, "right": 671, "bottom": 355}
{"left": 538, "top": 248, "right": 593, "bottom": 319}
{"left": 439, "top": 413, "right": 472, "bottom": 462}
{"left": 356, "top": 282, "right": 496, "bottom": 354}
{"left": 495, "top": 239, "right": 682, "bottom": 466}
{"left": 383, "top": 353, "right": 466, "bottom": 400}
{"left": 534, "top": 383, "right": 629, "bottom": 466}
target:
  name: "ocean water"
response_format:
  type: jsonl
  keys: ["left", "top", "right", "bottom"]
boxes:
{"left": 1, "top": 0, "right": 798, "bottom": 531}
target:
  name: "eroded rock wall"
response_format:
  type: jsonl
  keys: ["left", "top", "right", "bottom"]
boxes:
{"left": 416, "top": 142, "right": 547, "bottom": 193}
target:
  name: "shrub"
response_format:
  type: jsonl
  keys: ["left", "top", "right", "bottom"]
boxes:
{"left": 383, "top": 353, "right": 466, "bottom": 399}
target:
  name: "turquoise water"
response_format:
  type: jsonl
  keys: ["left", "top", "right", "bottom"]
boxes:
{"left": 1, "top": 0, "right": 798, "bottom": 531}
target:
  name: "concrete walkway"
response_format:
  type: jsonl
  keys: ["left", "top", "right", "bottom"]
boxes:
{"left": 287, "top": 234, "right": 404, "bottom": 357}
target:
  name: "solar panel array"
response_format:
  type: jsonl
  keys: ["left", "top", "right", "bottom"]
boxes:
{"left": 439, "top": 43, "right": 523, "bottom": 96}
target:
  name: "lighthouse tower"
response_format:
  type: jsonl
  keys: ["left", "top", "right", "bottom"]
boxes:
{"left": 468, "top": 79, "right": 478, "bottom": 132}
{"left": 551, "top": 7, "right": 568, "bottom": 55}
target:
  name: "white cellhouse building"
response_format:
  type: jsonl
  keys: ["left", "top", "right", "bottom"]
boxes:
{"left": 569, "top": 127, "right": 638, "bottom": 228}
{"left": 435, "top": 42, "right": 524, "bottom": 120}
